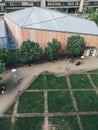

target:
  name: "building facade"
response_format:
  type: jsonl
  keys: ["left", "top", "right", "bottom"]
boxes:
{"left": 1, "top": 0, "right": 98, "bottom": 14}
{"left": 4, "top": 7, "right": 98, "bottom": 53}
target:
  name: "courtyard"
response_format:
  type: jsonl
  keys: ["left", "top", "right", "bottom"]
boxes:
{"left": 0, "top": 70, "right": 98, "bottom": 130}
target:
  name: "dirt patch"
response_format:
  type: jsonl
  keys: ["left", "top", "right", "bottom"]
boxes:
{"left": 48, "top": 123, "right": 56, "bottom": 130}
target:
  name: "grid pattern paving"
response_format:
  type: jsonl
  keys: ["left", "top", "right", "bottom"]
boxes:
{"left": 1, "top": 71, "right": 98, "bottom": 130}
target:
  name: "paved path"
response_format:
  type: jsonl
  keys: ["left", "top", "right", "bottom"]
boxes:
{"left": 0, "top": 56, "right": 98, "bottom": 114}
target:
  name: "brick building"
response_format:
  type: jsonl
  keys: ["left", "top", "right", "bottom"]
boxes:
{"left": 4, "top": 7, "right": 98, "bottom": 55}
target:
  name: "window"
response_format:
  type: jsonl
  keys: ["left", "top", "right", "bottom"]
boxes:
{"left": 6, "top": 2, "right": 22, "bottom": 7}
{"left": 33, "top": 2, "right": 40, "bottom": 6}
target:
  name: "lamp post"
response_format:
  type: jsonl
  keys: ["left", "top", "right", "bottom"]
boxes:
{"left": 81, "top": 56, "right": 85, "bottom": 59}
{"left": 11, "top": 69, "right": 17, "bottom": 83}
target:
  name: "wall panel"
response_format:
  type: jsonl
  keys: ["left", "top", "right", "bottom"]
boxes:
{"left": 4, "top": 16, "right": 98, "bottom": 53}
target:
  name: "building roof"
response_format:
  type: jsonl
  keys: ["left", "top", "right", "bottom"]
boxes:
{"left": 0, "top": 19, "right": 8, "bottom": 49}
{"left": 4, "top": 7, "right": 98, "bottom": 35}
{"left": 0, "top": 19, "right": 6, "bottom": 38}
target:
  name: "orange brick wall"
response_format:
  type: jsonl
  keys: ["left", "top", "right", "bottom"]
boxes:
{"left": 4, "top": 16, "right": 98, "bottom": 52}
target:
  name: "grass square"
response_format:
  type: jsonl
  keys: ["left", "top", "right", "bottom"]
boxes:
{"left": 27, "top": 74, "right": 46, "bottom": 90}
{"left": 80, "top": 115, "right": 98, "bottom": 130}
{"left": 46, "top": 73, "right": 68, "bottom": 89}
{"left": 17, "top": 92, "right": 44, "bottom": 113}
{"left": 49, "top": 116, "right": 80, "bottom": 130}
{"left": 69, "top": 74, "right": 93, "bottom": 88}
{"left": 90, "top": 74, "right": 98, "bottom": 88}
{"left": 0, "top": 117, "right": 11, "bottom": 130}
{"left": 88, "top": 69, "right": 98, "bottom": 72}
{"left": 74, "top": 91, "right": 98, "bottom": 111}
{"left": 4, "top": 102, "right": 15, "bottom": 115}
{"left": 48, "top": 91, "right": 75, "bottom": 112}
{"left": 14, "top": 117, "right": 44, "bottom": 130}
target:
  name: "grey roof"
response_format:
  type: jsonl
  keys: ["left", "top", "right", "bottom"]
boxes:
{"left": 0, "top": 19, "right": 6, "bottom": 38}
{"left": 4, "top": 7, "right": 98, "bottom": 35}
{"left": 0, "top": 19, "right": 8, "bottom": 49}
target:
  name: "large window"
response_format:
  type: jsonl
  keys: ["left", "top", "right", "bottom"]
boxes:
{"left": 6, "top": 2, "right": 22, "bottom": 7}
{"left": 46, "top": 1, "right": 79, "bottom": 7}
{"left": 0, "top": 6, "right": 5, "bottom": 11}
{"left": 33, "top": 2, "right": 40, "bottom": 6}
{"left": 46, "top": 2, "right": 66, "bottom": 7}
{"left": 89, "top": 2, "right": 98, "bottom": 6}
{"left": 22, "top": 2, "right": 34, "bottom": 6}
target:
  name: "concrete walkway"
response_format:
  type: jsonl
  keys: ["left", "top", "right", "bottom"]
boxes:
{"left": 0, "top": 56, "right": 98, "bottom": 114}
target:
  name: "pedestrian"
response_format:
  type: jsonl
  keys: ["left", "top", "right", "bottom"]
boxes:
{"left": 17, "top": 90, "right": 21, "bottom": 94}
{"left": 65, "top": 64, "right": 69, "bottom": 71}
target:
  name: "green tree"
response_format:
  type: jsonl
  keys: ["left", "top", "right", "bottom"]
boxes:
{"left": 87, "top": 7, "right": 94, "bottom": 15}
{"left": 0, "top": 48, "right": 8, "bottom": 65}
{"left": 20, "top": 40, "right": 42, "bottom": 64}
{"left": 0, "top": 48, "right": 20, "bottom": 67}
{"left": 7, "top": 50, "right": 20, "bottom": 67}
{"left": 0, "top": 61, "right": 6, "bottom": 73}
{"left": 87, "top": 7, "right": 98, "bottom": 26}
{"left": 0, "top": 61, "right": 6, "bottom": 91}
{"left": 45, "top": 38, "right": 61, "bottom": 61}
{"left": 0, "top": 49, "right": 6, "bottom": 82}
{"left": 66, "top": 35, "right": 86, "bottom": 58}
{"left": 90, "top": 13, "right": 98, "bottom": 26}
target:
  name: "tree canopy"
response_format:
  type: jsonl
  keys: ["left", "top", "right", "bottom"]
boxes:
{"left": 87, "top": 7, "right": 95, "bottom": 15}
{"left": 0, "top": 61, "right": 6, "bottom": 73}
{"left": 0, "top": 48, "right": 8, "bottom": 65}
{"left": 7, "top": 50, "right": 20, "bottom": 67}
{"left": 90, "top": 13, "right": 98, "bottom": 26}
{"left": 45, "top": 38, "right": 61, "bottom": 61}
{"left": 66, "top": 35, "right": 86, "bottom": 58}
{"left": 86, "top": 7, "right": 98, "bottom": 26}
{"left": 19, "top": 40, "right": 42, "bottom": 64}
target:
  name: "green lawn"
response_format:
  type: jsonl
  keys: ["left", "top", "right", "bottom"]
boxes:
{"left": 14, "top": 117, "right": 44, "bottom": 130}
{"left": 46, "top": 73, "right": 68, "bottom": 89}
{"left": 0, "top": 117, "right": 11, "bottom": 130}
{"left": 48, "top": 91, "right": 75, "bottom": 112}
{"left": 17, "top": 92, "right": 44, "bottom": 113}
{"left": 74, "top": 91, "right": 98, "bottom": 111}
{"left": 69, "top": 74, "right": 93, "bottom": 88}
{"left": 4, "top": 102, "right": 15, "bottom": 115}
{"left": 27, "top": 74, "right": 46, "bottom": 90}
{"left": 90, "top": 74, "right": 98, "bottom": 87}
{"left": 88, "top": 69, "right": 98, "bottom": 72}
{"left": 3, "top": 72, "right": 98, "bottom": 130}
{"left": 80, "top": 115, "right": 98, "bottom": 130}
{"left": 28, "top": 73, "right": 68, "bottom": 90}
{"left": 49, "top": 116, "right": 80, "bottom": 130}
